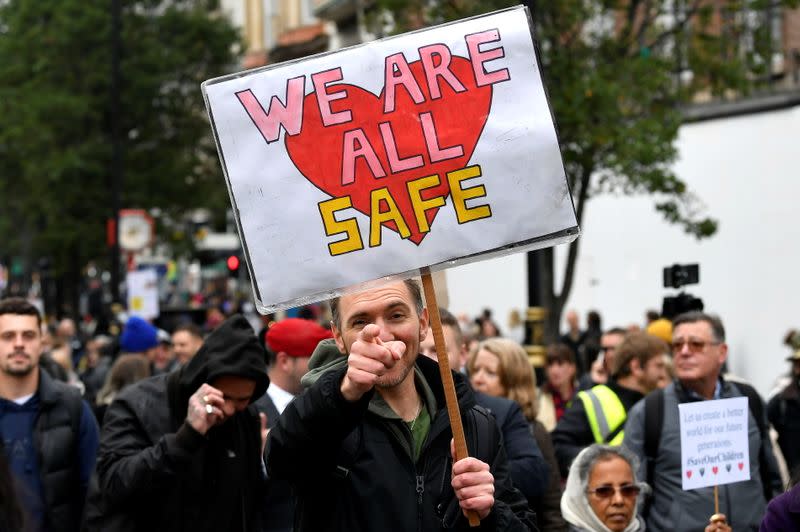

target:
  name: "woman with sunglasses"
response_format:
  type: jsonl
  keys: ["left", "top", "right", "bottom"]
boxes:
{"left": 561, "top": 445, "right": 647, "bottom": 531}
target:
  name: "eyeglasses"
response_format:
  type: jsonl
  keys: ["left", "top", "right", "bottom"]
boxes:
{"left": 587, "top": 484, "right": 641, "bottom": 499}
{"left": 671, "top": 339, "right": 720, "bottom": 353}
{"left": 600, "top": 346, "right": 615, "bottom": 353}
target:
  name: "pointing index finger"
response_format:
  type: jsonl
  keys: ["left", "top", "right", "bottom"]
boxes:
{"left": 359, "top": 323, "right": 382, "bottom": 343}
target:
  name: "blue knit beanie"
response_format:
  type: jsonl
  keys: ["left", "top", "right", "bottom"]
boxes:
{"left": 120, "top": 316, "right": 159, "bottom": 353}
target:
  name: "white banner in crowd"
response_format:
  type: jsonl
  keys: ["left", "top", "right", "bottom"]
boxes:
{"left": 203, "top": 6, "right": 578, "bottom": 312}
{"left": 679, "top": 397, "right": 751, "bottom": 491}
{"left": 126, "top": 269, "right": 159, "bottom": 321}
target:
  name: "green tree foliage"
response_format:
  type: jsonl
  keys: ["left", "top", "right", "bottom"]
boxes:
{"left": 375, "top": 0, "right": 797, "bottom": 337}
{"left": 0, "top": 0, "right": 238, "bottom": 310}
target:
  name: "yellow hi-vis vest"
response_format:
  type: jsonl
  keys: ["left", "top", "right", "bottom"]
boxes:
{"left": 577, "top": 384, "right": 627, "bottom": 446}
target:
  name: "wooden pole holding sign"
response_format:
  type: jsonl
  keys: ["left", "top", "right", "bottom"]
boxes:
{"left": 420, "top": 267, "right": 480, "bottom": 527}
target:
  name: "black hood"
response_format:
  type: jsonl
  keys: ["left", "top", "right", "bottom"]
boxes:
{"left": 170, "top": 315, "right": 269, "bottom": 417}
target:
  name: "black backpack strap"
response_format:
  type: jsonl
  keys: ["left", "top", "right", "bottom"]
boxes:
{"left": 733, "top": 382, "right": 774, "bottom": 501}
{"left": 640, "top": 388, "right": 664, "bottom": 519}
{"left": 644, "top": 388, "right": 664, "bottom": 487}
{"left": 604, "top": 418, "right": 627, "bottom": 444}
{"left": 468, "top": 405, "right": 496, "bottom": 464}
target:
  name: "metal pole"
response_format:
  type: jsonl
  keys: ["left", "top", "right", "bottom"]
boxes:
{"left": 110, "top": 0, "right": 123, "bottom": 303}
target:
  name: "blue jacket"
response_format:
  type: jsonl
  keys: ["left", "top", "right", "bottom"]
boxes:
{"left": 473, "top": 392, "right": 548, "bottom": 499}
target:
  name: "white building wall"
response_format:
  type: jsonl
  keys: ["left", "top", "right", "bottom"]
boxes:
{"left": 447, "top": 104, "right": 800, "bottom": 396}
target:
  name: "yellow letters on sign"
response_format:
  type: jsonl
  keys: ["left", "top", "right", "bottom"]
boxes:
{"left": 318, "top": 196, "right": 364, "bottom": 256}
{"left": 407, "top": 174, "right": 446, "bottom": 234}
{"left": 370, "top": 187, "right": 411, "bottom": 247}
{"left": 447, "top": 165, "right": 491, "bottom": 224}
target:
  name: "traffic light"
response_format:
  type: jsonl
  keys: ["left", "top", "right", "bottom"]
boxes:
{"left": 226, "top": 255, "right": 240, "bottom": 278}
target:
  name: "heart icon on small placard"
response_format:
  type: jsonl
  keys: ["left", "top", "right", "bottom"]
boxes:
{"left": 285, "top": 56, "right": 493, "bottom": 245}
{"left": 699, "top": 468, "right": 705, "bottom": 476}
{"left": 686, "top": 470, "right": 693, "bottom": 479}
{"left": 712, "top": 466, "right": 719, "bottom": 475}
{"left": 738, "top": 462, "right": 744, "bottom": 471}
{"left": 726, "top": 463, "right": 732, "bottom": 472}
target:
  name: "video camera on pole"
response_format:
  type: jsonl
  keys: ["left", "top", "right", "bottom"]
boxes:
{"left": 661, "top": 263, "right": 704, "bottom": 319}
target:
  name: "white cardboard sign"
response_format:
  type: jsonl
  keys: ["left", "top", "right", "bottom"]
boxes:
{"left": 203, "top": 6, "right": 578, "bottom": 312}
{"left": 126, "top": 269, "right": 159, "bottom": 321}
{"left": 679, "top": 397, "right": 750, "bottom": 490}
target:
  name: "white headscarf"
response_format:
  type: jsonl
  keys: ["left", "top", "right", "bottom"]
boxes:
{"left": 560, "top": 446, "right": 647, "bottom": 532}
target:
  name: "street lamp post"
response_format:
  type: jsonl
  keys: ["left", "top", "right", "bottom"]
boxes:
{"left": 110, "top": 0, "right": 123, "bottom": 303}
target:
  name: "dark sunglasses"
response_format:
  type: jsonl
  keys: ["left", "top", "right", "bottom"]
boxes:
{"left": 587, "top": 484, "right": 641, "bottom": 499}
{"left": 599, "top": 346, "right": 615, "bottom": 353}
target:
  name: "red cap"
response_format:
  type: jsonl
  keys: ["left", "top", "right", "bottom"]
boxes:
{"left": 266, "top": 318, "right": 333, "bottom": 358}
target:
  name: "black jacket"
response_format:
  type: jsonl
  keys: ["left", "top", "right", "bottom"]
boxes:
{"left": 767, "top": 377, "right": 800, "bottom": 473}
{"left": 84, "top": 315, "right": 269, "bottom": 532}
{"left": 253, "top": 392, "right": 293, "bottom": 532}
{"left": 551, "top": 381, "right": 643, "bottom": 477}
{"left": 267, "top": 354, "right": 537, "bottom": 532}
{"left": 36, "top": 370, "right": 93, "bottom": 532}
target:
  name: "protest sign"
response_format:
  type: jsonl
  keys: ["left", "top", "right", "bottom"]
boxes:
{"left": 127, "top": 269, "right": 159, "bottom": 321}
{"left": 679, "top": 397, "right": 750, "bottom": 491}
{"left": 203, "top": 6, "right": 578, "bottom": 312}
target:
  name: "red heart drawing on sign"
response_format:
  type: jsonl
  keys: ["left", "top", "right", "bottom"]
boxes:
{"left": 712, "top": 466, "right": 718, "bottom": 475}
{"left": 686, "top": 470, "right": 692, "bottom": 479}
{"left": 285, "top": 57, "right": 492, "bottom": 245}
{"left": 738, "top": 462, "right": 744, "bottom": 470}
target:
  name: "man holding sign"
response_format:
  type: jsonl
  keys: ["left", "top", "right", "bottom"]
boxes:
{"left": 265, "top": 280, "right": 536, "bottom": 531}
{"left": 624, "top": 311, "right": 782, "bottom": 531}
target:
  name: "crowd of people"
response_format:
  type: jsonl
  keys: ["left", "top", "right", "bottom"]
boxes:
{"left": 1, "top": 284, "right": 799, "bottom": 531}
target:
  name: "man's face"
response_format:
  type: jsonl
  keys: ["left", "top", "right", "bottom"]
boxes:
{"left": 152, "top": 344, "right": 174, "bottom": 370}
{"left": 566, "top": 311, "right": 579, "bottom": 330}
{"left": 210, "top": 375, "right": 257, "bottom": 418}
{"left": 640, "top": 354, "right": 668, "bottom": 393}
{"left": 420, "top": 324, "right": 464, "bottom": 371}
{"left": 0, "top": 314, "right": 43, "bottom": 377}
{"left": 672, "top": 321, "right": 727, "bottom": 383}
{"left": 281, "top": 355, "right": 311, "bottom": 395}
{"left": 600, "top": 333, "right": 625, "bottom": 373}
{"left": 172, "top": 331, "right": 202, "bottom": 365}
{"left": 332, "top": 282, "right": 428, "bottom": 389}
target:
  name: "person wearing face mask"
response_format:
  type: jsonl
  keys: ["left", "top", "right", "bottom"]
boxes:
{"left": 561, "top": 444, "right": 648, "bottom": 532}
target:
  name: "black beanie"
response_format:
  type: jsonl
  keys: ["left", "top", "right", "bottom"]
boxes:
{"left": 177, "top": 314, "right": 269, "bottom": 403}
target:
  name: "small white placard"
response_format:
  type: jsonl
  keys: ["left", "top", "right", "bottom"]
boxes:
{"left": 126, "top": 269, "right": 159, "bottom": 321}
{"left": 679, "top": 397, "right": 750, "bottom": 490}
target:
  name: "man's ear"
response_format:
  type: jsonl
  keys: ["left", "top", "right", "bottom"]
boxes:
{"left": 629, "top": 358, "right": 643, "bottom": 378}
{"left": 718, "top": 343, "right": 729, "bottom": 366}
{"left": 458, "top": 344, "right": 468, "bottom": 370}
{"left": 276, "top": 351, "right": 291, "bottom": 370}
{"left": 332, "top": 322, "right": 347, "bottom": 354}
{"left": 418, "top": 307, "right": 429, "bottom": 340}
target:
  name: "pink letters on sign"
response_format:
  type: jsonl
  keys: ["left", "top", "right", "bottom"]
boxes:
{"left": 379, "top": 122, "right": 424, "bottom": 174}
{"left": 383, "top": 53, "right": 425, "bottom": 114}
{"left": 236, "top": 76, "right": 306, "bottom": 144}
{"left": 419, "top": 44, "right": 467, "bottom": 100}
{"left": 341, "top": 129, "right": 387, "bottom": 185}
{"left": 465, "top": 29, "right": 511, "bottom": 87}
{"left": 311, "top": 68, "right": 352, "bottom": 127}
